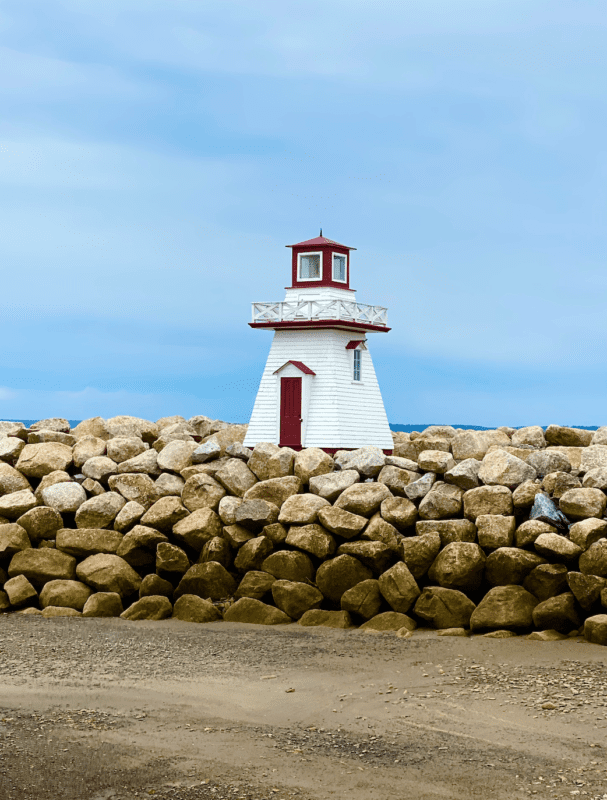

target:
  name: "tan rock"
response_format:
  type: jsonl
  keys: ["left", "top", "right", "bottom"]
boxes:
{"left": 566, "top": 571, "right": 606, "bottom": 609}
{"left": 404, "top": 472, "right": 436, "bottom": 501}
{"left": 0, "top": 462, "right": 31, "bottom": 494}
{"left": 415, "top": 519, "right": 477, "bottom": 547}
{"left": 417, "top": 450, "right": 455, "bottom": 474}
{"left": 476, "top": 515, "right": 516, "bottom": 549}
{"left": 533, "top": 532, "right": 582, "bottom": 563}
{"left": 172, "top": 594, "right": 221, "bottom": 623}
{"left": 214, "top": 459, "right": 258, "bottom": 497}
{"left": 485, "top": 548, "right": 546, "bottom": 586}
{"left": 152, "top": 472, "right": 187, "bottom": 499}
{"left": 278, "top": 494, "right": 330, "bottom": 525}
{"left": 584, "top": 614, "right": 607, "bottom": 645}
{"left": 82, "top": 478, "right": 105, "bottom": 496}
{"left": 121, "top": 595, "right": 173, "bottom": 621}
{"left": 340, "top": 579, "right": 382, "bottom": 620}
{"left": 234, "top": 536, "right": 273, "bottom": 571}
{"left": 39, "top": 579, "right": 92, "bottom": 610}
{"left": 379, "top": 496, "right": 417, "bottom": 531}
{"left": 234, "top": 499, "right": 279, "bottom": 531}
{"left": 41, "top": 606, "right": 82, "bottom": 618}
{"left": 0, "top": 490, "right": 38, "bottom": 520}
{"left": 8, "top": 548, "right": 76, "bottom": 587}
{"left": 532, "top": 593, "right": 581, "bottom": 633}
{"left": 400, "top": 531, "right": 441, "bottom": 579}
{"left": 76, "top": 554, "right": 142, "bottom": 596}
{"left": 478, "top": 449, "right": 536, "bottom": 488}
{"left": 223, "top": 597, "right": 291, "bottom": 624}
{"left": 72, "top": 417, "right": 111, "bottom": 441}
{"left": 0, "top": 523, "right": 31, "bottom": 556}
{"left": 108, "top": 473, "right": 158, "bottom": 507}
{"left": 217, "top": 496, "right": 243, "bottom": 525}
{"left": 582, "top": 467, "right": 607, "bottom": 490}
{"left": 418, "top": 483, "right": 463, "bottom": 520}
{"left": 559, "top": 488, "right": 607, "bottom": 519}
{"left": 0, "top": 436, "right": 25, "bottom": 463}
{"left": 81, "top": 456, "right": 118, "bottom": 482}
{"left": 115, "top": 525, "right": 167, "bottom": 566}
{"left": 451, "top": 430, "right": 510, "bottom": 461}
{"left": 181, "top": 474, "right": 226, "bottom": 512}
{"left": 414, "top": 587, "right": 476, "bottom": 629}
{"left": 298, "top": 609, "right": 353, "bottom": 628}
{"left": 335, "top": 447, "right": 385, "bottom": 478}
{"left": 247, "top": 443, "right": 280, "bottom": 481}
{"left": 261, "top": 550, "right": 315, "bottom": 583}
{"left": 377, "top": 465, "right": 419, "bottom": 497}
{"left": 545, "top": 425, "right": 592, "bottom": 448}
{"left": 523, "top": 563, "right": 569, "bottom": 601}
{"left": 315, "top": 554, "right": 372, "bottom": 603}
{"left": 294, "top": 448, "right": 334, "bottom": 484}
{"left": 361, "top": 514, "right": 399, "bottom": 550}
{"left": 222, "top": 524, "right": 255, "bottom": 549}
{"left": 266, "top": 447, "right": 297, "bottom": 479}
{"left": 286, "top": 525, "right": 336, "bottom": 559}
{"left": 579, "top": 539, "right": 607, "bottom": 577}
{"left": 174, "top": 561, "right": 236, "bottom": 600}
{"left": 569, "top": 518, "right": 607, "bottom": 551}
{"left": 105, "top": 436, "right": 147, "bottom": 464}
{"left": 141, "top": 497, "right": 189, "bottom": 531}
{"left": 105, "top": 415, "right": 158, "bottom": 443}
{"left": 73, "top": 436, "right": 107, "bottom": 468}
{"left": 4, "top": 574, "right": 37, "bottom": 606}
{"left": 360, "top": 611, "right": 416, "bottom": 632}
{"left": 243, "top": 476, "right": 301, "bottom": 508}
{"left": 308, "top": 470, "right": 359, "bottom": 502}
{"left": 428, "top": 542, "right": 486, "bottom": 591}
{"left": 155, "top": 440, "right": 197, "bottom": 473}
{"left": 511, "top": 426, "right": 546, "bottom": 449}
{"left": 515, "top": 520, "right": 556, "bottom": 548}
{"left": 117, "top": 449, "right": 160, "bottom": 475}
{"left": 512, "top": 479, "right": 543, "bottom": 508}
{"left": 463, "top": 485, "right": 513, "bottom": 520}
{"left": 201, "top": 425, "right": 248, "bottom": 456}
{"left": 334, "top": 483, "right": 391, "bottom": 517}
{"left": 526, "top": 450, "right": 571, "bottom": 478}
{"left": 16, "top": 442, "right": 73, "bottom": 478}
{"left": 82, "top": 592, "right": 124, "bottom": 617}
{"left": 470, "top": 585, "right": 539, "bottom": 631}
{"left": 56, "top": 528, "right": 123, "bottom": 558}
{"left": 16, "top": 507, "right": 62, "bottom": 542}
{"left": 198, "top": 536, "right": 231, "bottom": 569}
{"left": 156, "top": 542, "right": 190, "bottom": 574}
{"left": 444, "top": 459, "right": 481, "bottom": 491}
{"left": 139, "top": 574, "right": 174, "bottom": 599}
{"left": 378, "top": 562, "right": 420, "bottom": 613}
{"left": 235, "top": 571, "right": 276, "bottom": 600}
{"left": 113, "top": 501, "right": 145, "bottom": 533}
{"left": 172, "top": 507, "right": 221, "bottom": 551}
{"left": 74, "top": 492, "right": 125, "bottom": 529}
{"left": 317, "top": 506, "right": 367, "bottom": 539}
{"left": 271, "top": 580, "right": 323, "bottom": 620}
{"left": 545, "top": 446, "right": 583, "bottom": 471}
{"left": 338, "top": 541, "right": 394, "bottom": 573}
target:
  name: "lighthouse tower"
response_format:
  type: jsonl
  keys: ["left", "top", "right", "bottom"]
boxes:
{"left": 243, "top": 234, "right": 394, "bottom": 453}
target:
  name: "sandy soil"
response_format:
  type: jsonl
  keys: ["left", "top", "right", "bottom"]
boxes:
{"left": 1, "top": 617, "right": 607, "bottom": 800}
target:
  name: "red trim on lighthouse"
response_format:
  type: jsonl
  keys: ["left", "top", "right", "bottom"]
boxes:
{"left": 286, "top": 236, "right": 356, "bottom": 250}
{"left": 286, "top": 236, "right": 355, "bottom": 291}
{"left": 345, "top": 340, "right": 365, "bottom": 350}
{"left": 273, "top": 360, "right": 316, "bottom": 375}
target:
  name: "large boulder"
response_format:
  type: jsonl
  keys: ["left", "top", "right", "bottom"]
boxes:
{"left": 338, "top": 541, "right": 394, "bottom": 573}
{"left": 579, "top": 539, "right": 607, "bottom": 577}
{"left": 222, "top": 524, "right": 255, "bottom": 549}
{"left": 121, "top": 595, "right": 173, "bottom": 621}
{"left": 75, "top": 492, "right": 126, "bottom": 529}
{"left": 511, "top": 426, "right": 546, "bottom": 449}
{"left": 415, "top": 519, "right": 476, "bottom": 546}
{"left": 286, "top": 525, "right": 336, "bottom": 559}
{"left": 181, "top": 474, "right": 226, "bottom": 512}
{"left": 532, "top": 593, "right": 581, "bottom": 634}
{"left": 377, "top": 465, "right": 419, "bottom": 497}
{"left": 234, "top": 536, "right": 273, "bottom": 571}
{"left": 566, "top": 571, "right": 607, "bottom": 609}
{"left": 526, "top": 450, "right": 570, "bottom": 478}
{"left": 545, "top": 425, "right": 592, "bottom": 448}
{"left": 361, "top": 515, "right": 399, "bottom": 550}
{"left": 298, "top": 609, "right": 353, "bottom": 628}
{"left": 139, "top": 574, "right": 174, "bottom": 599}
{"left": 235, "top": 571, "right": 276, "bottom": 600}
{"left": 534, "top": 533, "right": 582, "bottom": 563}
{"left": 559, "top": 489, "right": 607, "bottom": 520}
{"left": 378, "top": 562, "right": 420, "bottom": 613}
{"left": 335, "top": 447, "right": 385, "bottom": 478}
{"left": 0, "top": 523, "right": 31, "bottom": 557}
{"left": 584, "top": 614, "right": 607, "bottom": 646}
{"left": 266, "top": 447, "right": 297, "bottom": 479}
{"left": 315, "top": 554, "right": 372, "bottom": 603}
{"left": 117, "top": 449, "right": 160, "bottom": 475}
{"left": 444, "top": 459, "right": 481, "bottom": 491}
{"left": 428, "top": 542, "right": 485, "bottom": 592}
{"left": 172, "top": 594, "right": 221, "bottom": 623}
{"left": 404, "top": 472, "right": 436, "bottom": 501}
{"left": 0, "top": 436, "right": 24, "bottom": 463}
{"left": 16, "top": 442, "right": 73, "bottom": 477}
{"left": 234, "top": 499, "right": 279, "bottom": 531}
{"left": 476, "top": 515, "right": 515, "bottom": 549}
{"left": 156, "top": 440, "right": 198, "bottom": 473}
{"left": 294, "top": 448, "right": 334, "bottom": 484}
{"left": 413, "top": 587, "right": 476, "bottom": 629}
{"left": 113, "top": 501, "right": 145, "bottom": 533}
{"left": 580, "top": 445, "right": 607, "bottom": 473}
{"left": 359, "top": 611, "right": 416, "bottom": 632}
{"left": 485, "top": 548, "right": 546, "bottom": 586}
{"left": 4, "top": 575, "right": 37, "bottom": 607}
{"left": 223, "top": 597, "right": 291, "bottom": 625}
{"left": 174, "top": 561, "right": 236, "bottom": 600}
{"left": 199, "top": 536, "right": 232, "bottom": 569}
{"left": 247, "top": 442, "right": 280, "bottom": 481}
{"left": 105, "top": 436, "right": 147, "bottom": 464}
{"left": 243, "top": 476, "right": 302, "bottom": 508}
{"left": 40, "top": 482, "right": 86, "bottom": 513}
{"left": 141, "top": 497, "right": 189, "bottom": 531}
{"left": 261, "top": 551, "right": 315, "bottom": 583}
{"left": 271, "top": 580, "right": 323, "bottom": 620}
{"left": 39, "top": 580, "right": 92, "bottom": 611}
{"left": 512, "top": 480, "right": 544, "bottom": 509}
{"left": 463, "top": 486, "right": 513, "bottom": 520}
{"left": 156, "top": 542, "right": 190, "bottom": 574}
{"left": 400, "top": 532, "right": 441, "bottom": 579}
{"left": 317, "top": 506, "right": 367, "bottom": 539}
{"left": 334, "top": 483, "right": 391, "bottom": 517}
{"left": 514, "top": 520, "right": 556, "bottom": 548}
{"left": 418, "top": 483, "right": 463, "bottom": 520}
{"left": 82, "top": 456, "right": 119, "bottom": 482}
{"left": 542, "top": 471, "right": 581, "bottom": 498}
{"left": 116, "top": 525, "right": 168, "bottom": 566}
{"left": 171, "top": 508, "right": 221, "bottom": 551}
{"left": 56, "top": 528, "right": 123, "bottom": 558}
{"left": 105, "top": 415, "right": 158, "bottom": 442}
{"left": 218, "top": 496, "right": 243, "bottom": 525}
{"left": 451, "top": 430, "right": 510, "bottom": 461}
{"left": 417, "top": 450, "right": 455, "bottom": 474}
{"left": 8, "top": 548, "right": 77, "bottom": 587}
{"left": 76, "top": 554, "right": 142, "bottom": 596}
{"left": 0, "top": 490, "right": 38, "bottom": 520}
{"left": 340, "top": 579, "right": 382, "bottom": 620}
{"left": 108, "top": 473, "right": 158, "bottom": 507}
{"left": 309, "top": 470, "right": 359, "bottom": 502}
{"left": 379, "top": 496, "right": 417, "bottom": 531}
{"left": 470, "top": 586, "right": 539, "bottom": 631}
{"left": 523, "top": 563, "right": 569, "bottom": 601}
{"left": 16, "top": 506, "right": 62, "bottom": 542}
{"left": 278, "top": 494, "right": 330, "bottom": 525}
{"left": 214, "top": 459, "right": 258, "bottom": 497}
{"left": 0, "top": 462, "right": 31, "bottom": 494}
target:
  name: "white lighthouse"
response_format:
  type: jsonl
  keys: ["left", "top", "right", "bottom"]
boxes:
{"left": 244, "top": 233, "right": 394, "bottom": 453}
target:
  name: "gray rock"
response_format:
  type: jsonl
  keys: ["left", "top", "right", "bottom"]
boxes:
{"left": 0, "top": 436, "right": 25, "bottom": 463}
{"left": 526, "top": 450, "right": 571, "bottom": 477}
{"left": 530, "top": 492, "right": 570, "bottom": 531}
{"left": 334, "top": 446, "right": 385, "bottom": 478}
{"left": 309, "top": 469, "right": 360, "bottom": 502}
{"left": 404, "top": 472, "right": 436, "bottom": 500}
{"left": 224, "top": 443, "right": 252, "bottom": 462}
{"left": 191, "top": 440, "right": 222, "bottom": 464}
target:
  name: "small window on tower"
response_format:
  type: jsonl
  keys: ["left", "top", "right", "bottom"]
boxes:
{"left": 353, "top": 348, "right": 361, "bottom": 381}
{"left": 333, "top": 254, "right": 346, "bottom": 282}
{"left": 298, "top": 253, "right": 321, "bottom": 280}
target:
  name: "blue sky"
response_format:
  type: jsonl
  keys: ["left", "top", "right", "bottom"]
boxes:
{"left": 1, "top": 0, "right": 606, "bottom": 426}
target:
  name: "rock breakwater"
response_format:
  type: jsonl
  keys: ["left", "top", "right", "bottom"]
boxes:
{"left": 2, "top": 417, "right": 607, "bottom": 644}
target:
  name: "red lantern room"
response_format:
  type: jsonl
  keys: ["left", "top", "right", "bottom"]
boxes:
{"left": 286, "top": 232, "right": 355, "bottom": 292}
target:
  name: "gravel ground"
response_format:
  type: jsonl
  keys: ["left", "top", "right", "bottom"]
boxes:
{"left": 2, "top": 617, "right": 607, "bottom": 799}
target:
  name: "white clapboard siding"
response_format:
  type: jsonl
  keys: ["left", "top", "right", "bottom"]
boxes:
{"left": 244, "top": 327, "right": 393, "bottom": 450}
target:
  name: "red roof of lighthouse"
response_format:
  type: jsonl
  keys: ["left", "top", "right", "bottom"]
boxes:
{"left": 286, "top": 235, "right": 356, "bottom": 250}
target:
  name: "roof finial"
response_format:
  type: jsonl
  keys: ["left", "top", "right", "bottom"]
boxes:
{"left": 320, "top": 227, "right": 322, "bottom": 237}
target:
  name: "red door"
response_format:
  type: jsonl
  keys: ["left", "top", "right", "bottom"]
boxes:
{"left": 280, "top": 377, "right": 302, "bottom": 448}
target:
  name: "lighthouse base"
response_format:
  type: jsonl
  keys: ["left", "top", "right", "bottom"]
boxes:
{"left": 244, "top": 327, "right": 393, "bottom": 451}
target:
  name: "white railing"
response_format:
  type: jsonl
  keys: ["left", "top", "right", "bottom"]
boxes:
{"left": 251, "top": 300, "right": 389, "bottom": 327}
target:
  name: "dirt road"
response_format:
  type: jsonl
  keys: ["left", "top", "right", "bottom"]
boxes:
{"left": 1, "top": 616, "right": 607, "bottom": 800}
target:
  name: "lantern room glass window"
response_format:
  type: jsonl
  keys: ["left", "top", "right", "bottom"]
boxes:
{"left": 298, "top": 252, "right": 321, "bottom": 280}
{"left": 353, "top": 348, "right": 361, "bottom": 381}
{"left": 332, "top": 253, "right": 347, "bottom": 282}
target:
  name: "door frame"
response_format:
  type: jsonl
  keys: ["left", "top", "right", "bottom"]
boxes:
{"left": 279, "top": 376, "right": 302, "bottom": 448}
{"left": 273, "top": 361, "right": 314, "bottom": 448}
